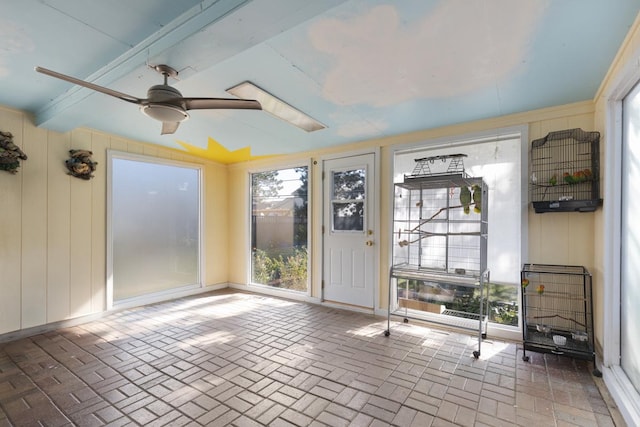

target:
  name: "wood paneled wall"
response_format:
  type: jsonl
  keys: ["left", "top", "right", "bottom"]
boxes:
{"left": 0, "top": 107, "right": 227, "bottom": 335}
{"left": 1, "top": 101, "right": 596, "bottom": 338}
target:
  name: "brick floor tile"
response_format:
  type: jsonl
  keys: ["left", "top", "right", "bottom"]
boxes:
{"left": 256, "top": 379, "right": 284, "bottom": 398}
{"left": 129, "top": 407, "right": 159, "bottom": 425}
{"left": 95, "top": 405, "right": 126, "bottom": 423}
{"left": 256, "top": 403, "right": 287, "bottom": 425}
{"left": 436, "top": 400, "right": 460, "bottom": 423}
{"left": 316, "top": 410, "right": 350, "bottom": 427}
{"left": 0, "top": 291, "right": 620, "bottom": 427}
{"left": 279, "top": 408, "right": 313, "bottom": 426}
{"left": 360, "top": 402, "right": 396, "bottom": 423}
{"left": 348, "top": 412, "right": 375, "bottom": 427}
{"left": 391, "top": 405, "right": 418, "bottom": 426}
{"left": 116, "top": 393, "right": 156, "bottom": 414}
{"left": 293, "top": 395, "right": 330, "bottom": 418}
{"left": 325, "top": 402, "right": 357, "bottom": 421}
{"left": 162, "top": 385, "right": 202, "bottom": 407}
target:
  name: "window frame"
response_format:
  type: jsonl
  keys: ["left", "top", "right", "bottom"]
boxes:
{"left": 388, "top": 125, "right": 528, "bottom": 341}
{"left": 106, "top": 150, "right": 204, "bottom": 309}
{"left": 601, "top": 51, "right": 640, "bottom": 426}
{"left": 247, "top": 161, "right": 312, "bottom": 296}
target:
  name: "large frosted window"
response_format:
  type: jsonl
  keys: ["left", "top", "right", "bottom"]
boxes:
{"left": 110, "top": 154, "right": 200, "bottom": 301}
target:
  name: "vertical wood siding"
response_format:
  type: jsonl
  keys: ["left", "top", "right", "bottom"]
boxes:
{"left": 0, "top": 107, "right": 227, "bottom": 335}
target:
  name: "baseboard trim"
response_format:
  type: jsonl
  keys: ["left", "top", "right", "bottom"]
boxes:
{"left": 0, "top": 283, "right": 228, "bottom": 344}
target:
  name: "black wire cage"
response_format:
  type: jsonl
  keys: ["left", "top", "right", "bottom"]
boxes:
{"left": 520, "top": 263, "right": 599, "bottom": 376}
{"left": 529, "top": 128, "right": 601, "bottom": 213}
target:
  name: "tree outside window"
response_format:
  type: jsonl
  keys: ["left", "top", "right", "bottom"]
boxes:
{"left": 251, "top": 167, "right": 308, "bottom": 291}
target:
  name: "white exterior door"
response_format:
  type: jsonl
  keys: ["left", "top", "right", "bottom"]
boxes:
{"left": 322, "top": 153, "right": 376, "bottom": 308}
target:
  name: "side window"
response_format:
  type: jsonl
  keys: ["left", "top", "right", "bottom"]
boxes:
{"left": 250, "top": 166, "right": 308, "bottom": 291}
{"left": 392, "top": 136, "right": 523, "bottom": 328}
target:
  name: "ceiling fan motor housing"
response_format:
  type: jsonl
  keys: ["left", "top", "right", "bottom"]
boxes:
{"left": 141, "top": 85, "right": 189, "bottom": 122}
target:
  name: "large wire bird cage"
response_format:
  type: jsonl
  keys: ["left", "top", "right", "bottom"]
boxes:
{"left": 386, "top": 154, "right": 489, "bottom": 359}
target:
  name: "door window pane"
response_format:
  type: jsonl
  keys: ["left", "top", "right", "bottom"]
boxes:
{"left": 251, "top": 167, "right": 308, "bottom": 291}
{"left": 111, "top": 156, "right": 200, "bottom": 301}
{"left": 332, "top": 202, "right": 364, "bottom": 231}
{"left": 331, "top": 168, "right": 365, "bottom": 232}
{"left": 333, "top": 169, "right": 365, "bottom": 199}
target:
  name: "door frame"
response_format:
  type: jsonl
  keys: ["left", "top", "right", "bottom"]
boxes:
{"left": 602, "top": 53, "right": 640, "bottom": 426}
{"left": 317, "top": 148, "right": 380, "bottom": 312}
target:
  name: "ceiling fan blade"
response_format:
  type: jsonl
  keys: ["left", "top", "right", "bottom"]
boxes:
{"left": 35, "top": 66, "right": 142, "bottom": 104}
{"left": 182, "top": 98, "right": 262, "bottom": 111}
{"left": 161, "top": 121, "right": 180, "bottom": 135}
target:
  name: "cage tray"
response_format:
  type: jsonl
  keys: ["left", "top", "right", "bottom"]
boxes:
{"left": 532, "top": 199, "right": 601, "bottom": 213}
{"left": 391, "top": 264, "right": 481, "bottom": 285}
{"left": 394, "top": 307, "right": 487, "bottom": 334}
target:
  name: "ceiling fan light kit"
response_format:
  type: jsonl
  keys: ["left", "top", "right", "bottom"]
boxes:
{"left": 35, "top": 65, "right": 261, "bottom": 135}
{"left": 140, "top": 104, "right": 189, "bottom": 123}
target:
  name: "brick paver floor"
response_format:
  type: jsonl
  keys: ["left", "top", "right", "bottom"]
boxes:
{"left": 0, "top": 290, "right": 618, "bottom": 426}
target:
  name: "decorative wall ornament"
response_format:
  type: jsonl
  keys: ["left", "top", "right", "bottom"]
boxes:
{"left": 65, "top": 149, "right": 97, "bottom": 180}
{"left": 0, "top": 130, "right": 28, "bottom": 174}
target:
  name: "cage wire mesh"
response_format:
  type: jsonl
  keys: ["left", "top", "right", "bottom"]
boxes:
{"left": 389, "top": 153, "right": 488, "bottom": 357}
{"left": 521, "top": 264, "right": 594, "bottom": 360}
{"left": 529, "top": 128, "right": 600, "bottom": 212}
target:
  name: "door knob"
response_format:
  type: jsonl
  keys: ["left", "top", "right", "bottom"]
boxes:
{"left": 365, "top": 240, "right": 374, "bottom": 246}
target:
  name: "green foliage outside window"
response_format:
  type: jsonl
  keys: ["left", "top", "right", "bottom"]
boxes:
{"left": 251, "top": 166, "right": 308, "bottom": 291}
{"left": 252, "top": 248, "right": 308, "bottom": 291}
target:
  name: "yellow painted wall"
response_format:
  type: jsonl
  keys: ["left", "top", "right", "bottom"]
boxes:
{"left": 0, "top": 99, "right": 599, "bottom": 338}
{"left": 227, "top": 101, "right": 597, "bottom": 310}
{"left": 0, "top": 106, "right": 228, "bottom": 335}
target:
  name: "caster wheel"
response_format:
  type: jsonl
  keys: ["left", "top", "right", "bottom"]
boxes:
{"left": 522, "top": 355, "right": 530, "bottom": 362}
{"left": 473, "top": 351, "right": 480, "bottom": 359}
{"left": 384, "top": 330, "right": 390, "bottom": 337}
{"left": 403, "top": 318, "right": 409, "bottom": 323}
{"left": 481, "top": 333, "right": 487, "bottom": 339}
{"left": 593, "top": 368, "right": 602, "bottom": 378}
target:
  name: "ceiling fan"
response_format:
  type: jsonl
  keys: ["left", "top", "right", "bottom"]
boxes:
{"left": 35, "top": 64, "right": 262, "bottom": 135}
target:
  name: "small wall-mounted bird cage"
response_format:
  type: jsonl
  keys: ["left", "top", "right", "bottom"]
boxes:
{"left": 529, "top": 128, "right": 601, "bottom": 213}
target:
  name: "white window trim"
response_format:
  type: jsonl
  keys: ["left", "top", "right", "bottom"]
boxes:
{"left": 601, "top": 48, "right": 640, "bottom": 427}
{"left": 387, "top": 125, "right": 528, "bottom": 342}
{"left": 246, "top": 160, "right": 313, "bottom": 298}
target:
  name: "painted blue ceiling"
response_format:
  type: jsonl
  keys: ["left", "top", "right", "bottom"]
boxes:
{"left": 1, "top": 0, "right": 639, "bottom": 157}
